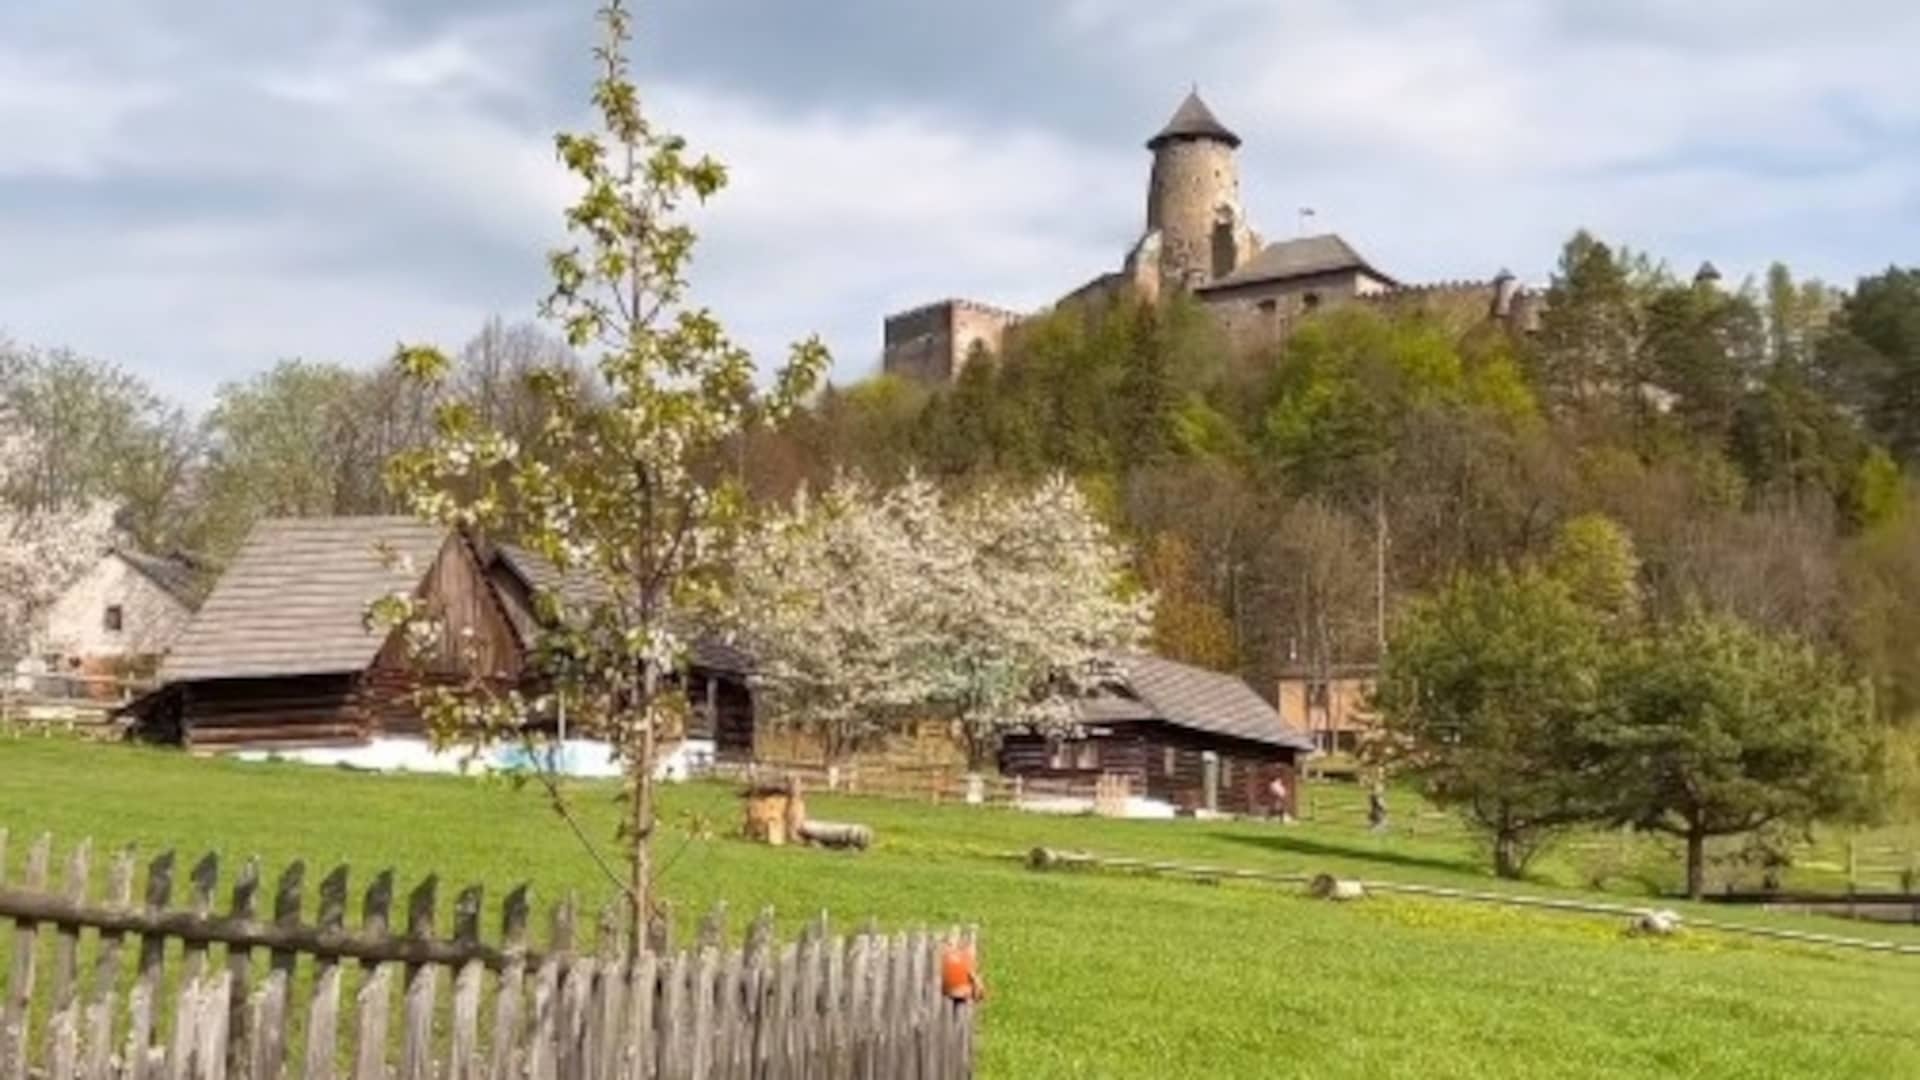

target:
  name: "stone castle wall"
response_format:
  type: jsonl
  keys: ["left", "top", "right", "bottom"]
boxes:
{"left": 882, "top": 300, "right": 1023, "bottom": 381}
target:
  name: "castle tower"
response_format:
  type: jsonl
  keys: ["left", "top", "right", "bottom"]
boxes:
{"left": 1144, "top": 90, "right": 1254, "bottom": 291}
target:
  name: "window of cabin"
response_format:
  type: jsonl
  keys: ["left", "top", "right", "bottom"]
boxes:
{"left": 1163, "top": 745, "right": 1177, "bottom": 776}
{"left": 103, "top": 605, "right": 124, "bottom": 632}
{"left": 1257, "top": 298, "right": 1278, "bottom": 315}
{"left": 1308, "top": 680, "right": 1331, "bottom": 708}
{"left": 1302, "top": 291, "right": 1322, "bottom": 311}
{"left": 1049, "top": 739, "right": 1099, "bottom": 771}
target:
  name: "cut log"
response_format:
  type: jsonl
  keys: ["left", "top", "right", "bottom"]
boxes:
{"left": 1308, "top": 874, "right": 1366, "bottom": 901}
{"left": 796, "top": 822, "right": 872, "bottom": 851}
{"left": 1629, "top": 909, "right": 1682, "bottom": 936}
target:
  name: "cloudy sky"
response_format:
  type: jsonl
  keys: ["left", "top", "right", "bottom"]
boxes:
{"left": 3, "top": 0, "right": 1917, "bottom": 406}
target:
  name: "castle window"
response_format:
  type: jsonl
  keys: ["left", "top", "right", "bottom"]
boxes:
{"left": 104, "top": 605, "right": 124, "bottom": 632}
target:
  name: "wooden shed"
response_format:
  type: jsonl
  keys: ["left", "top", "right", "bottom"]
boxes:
{"left": 125, "top": 517, "right": 754, "bottom": 754}
{"left": 1000, "top": 653, "right": 1314, "bottom": 817}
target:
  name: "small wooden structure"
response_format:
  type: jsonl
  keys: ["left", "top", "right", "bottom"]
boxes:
{"left": 743, "top": 777, "right": 809, "bottom": 846}
{"left": 741, "top": 778, "right": 873, "bottom": 851}
{"left": 122, "top": 517, "right": 755, "bottom": 755}
{"left": 0, "top": 828, "right": 977, "bottom": 1079}
{"left": 1001, "top": 653, "right": 1314, "bottom": 817}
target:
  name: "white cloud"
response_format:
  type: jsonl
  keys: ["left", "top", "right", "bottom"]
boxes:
{"left": 1, "top": 0, "right": 1918, "bottom": 407}
{"left": 0, "top": 3, "right": 1125, "bottom": 399}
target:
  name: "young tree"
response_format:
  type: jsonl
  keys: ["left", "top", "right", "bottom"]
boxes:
{"left": 380, "top": 0, "right": 826, "bottom": 931}
{"left": 1374, "top": 569, "right": 1608, "bottom": 878}
{"left": 1530, "top": 231, "right": 1642, "bottom": 416}
{"left": 1596, "top": 611, "right": 1878, "bottom": 899}
{"left": 1544, "top": 512, "right": 1641, "bottom": 623}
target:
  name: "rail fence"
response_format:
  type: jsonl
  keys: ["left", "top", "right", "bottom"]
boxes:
{"left": 1, "top": 673, "right": 151, "bottom": 737}
{"left": 704, "top": 761, "right": 1109, "bottom": 810}
{"left": 0, "top": 829, "right": 976, "bottom": 1080}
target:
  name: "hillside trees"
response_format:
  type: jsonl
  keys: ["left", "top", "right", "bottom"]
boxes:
{"left": 1823, "top": 268, "right": 1920, "bottom": 466}
{"left": 0, "top": 342, "right": 199, "bottom": 551}
{"left": 378, "top": 0, "right": 826, "bottom": 929}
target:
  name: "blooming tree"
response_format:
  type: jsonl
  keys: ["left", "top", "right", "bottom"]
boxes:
{"left": 934, "top": 476, "right": 1151, "bottom": 768}
{"left": 727, "top": 473, "right": 959, "bottom": 762}
{"left": 378, "top": 0, "right": 825, "bottom": 931}
{"left": 0, "top": 419, "right": 114, "bottom": 669}
{"left": 731, "top": 473, "right": 1149, "bottom": 770}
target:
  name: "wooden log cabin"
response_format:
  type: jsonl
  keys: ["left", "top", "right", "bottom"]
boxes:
{"left": 125, "top": 517, "right": 754, "bottom": 755}
{"left": 1000, "top": 653, "right": 1314, "bottom": 817}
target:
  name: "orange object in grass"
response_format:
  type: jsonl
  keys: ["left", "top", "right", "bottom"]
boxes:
{"left": 940, "top": 942, "right": 980, "bottom": 1002}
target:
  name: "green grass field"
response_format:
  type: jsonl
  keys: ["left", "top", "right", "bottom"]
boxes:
{"left": 2, "top": 737, "right": 1916, "bottom": 1078}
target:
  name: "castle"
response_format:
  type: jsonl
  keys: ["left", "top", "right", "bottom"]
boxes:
{"left": 882, "top": 91, "right": 1540, "bottom": 382}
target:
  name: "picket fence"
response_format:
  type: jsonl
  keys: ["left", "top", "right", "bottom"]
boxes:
{"left": 0, "top": 830, "right": 976, "bottom": 1080}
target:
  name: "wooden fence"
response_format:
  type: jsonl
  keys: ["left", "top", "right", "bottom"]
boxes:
{"left": 1, "top": 673, "right": 150, "bottom": 737}
{"left": 705, "top": 760, "right": 1106, "bottom": 810}
{"left": 0, "top": 830, "right": 977, "bottom": 1080}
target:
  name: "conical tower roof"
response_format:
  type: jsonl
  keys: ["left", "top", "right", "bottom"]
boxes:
{"left": 1147, "top": 90, "right": 1241, "bottom": 150}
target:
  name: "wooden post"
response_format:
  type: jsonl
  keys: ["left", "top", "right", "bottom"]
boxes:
{"left": 1847, "top": 835, "right": 1859, "bottom": 920}
{"left": 82, "top": 848, "right": 135, "bottom": 1080}
{"left": 488, "top": 886, "right": 530, "bottom": 1080}
{"left": 351, "top": 871, "right": 394, "bottom": 1080}
{"left": 400, "top": 877, "right": 440, "bottom": 1080}
{"left": 447, "top": 885, "right": 484, "bottom": 1080}
{"left": 127, "top": 849, "right": 175, "bottom": 1080}
{"left": 44, "top": 840, "right": 89, "bottom": 1080}
{"left": 305, "top": 867, "right": 348, "bottom": 1080}
{"left": 2, "top": 834, "right": 52, "bottom": 1080}
{"left": 224, "top": 858, "right": 260, "bottom": 1076}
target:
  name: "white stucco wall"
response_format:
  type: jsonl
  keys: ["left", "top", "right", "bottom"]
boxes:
{"left": 38, "top": 553, "right": 193, "bottom": 662}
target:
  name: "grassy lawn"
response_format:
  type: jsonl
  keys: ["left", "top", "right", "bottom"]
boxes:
{"left": 2, "top": 736, "right": 1917, "bottom": 1078}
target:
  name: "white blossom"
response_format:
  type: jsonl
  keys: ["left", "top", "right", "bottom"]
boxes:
{"left": 729, "top": 472, "right": 1150, "bottom": 767}
{"left": 0, "top": 418, "right": 116, "bottom": 667}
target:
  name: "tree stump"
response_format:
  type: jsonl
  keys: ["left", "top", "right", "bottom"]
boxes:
{"left": 742, "top": 776, "right": 807, "bottom": 845}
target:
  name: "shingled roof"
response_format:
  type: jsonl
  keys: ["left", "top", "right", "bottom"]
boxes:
{"left": 1110, "top": 653, "right": 1314, "bottom": 751}
{"left": 115, "top": 549, "right": 202, "bottom": 608}
{"left": 489, "top": 544, "right": 753, "bottom": 675}
{"left": 1148, "top": 90, "right": 1241, "bottom": 150}
{"left": 1199, "top": 233, "right": 1398, "bottom": 291}
{"left": 161, "top": 517, "right": 447, "bottom": 682}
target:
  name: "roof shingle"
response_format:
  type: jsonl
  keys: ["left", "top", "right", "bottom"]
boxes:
{"left": 1148, "top": 91, "right": 1241, "bottom": 149}
{"left": 1200, "top": 233, "right": 1396, "bottom": 291}
{"left": 160, "top": 517, "right": 447, "bottom": 682}
{"left": 1112, "top": 653, "right": 1314, "bottom": 751}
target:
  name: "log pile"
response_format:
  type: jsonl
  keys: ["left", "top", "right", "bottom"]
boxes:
{"left": 741, "top": 775, "right": 874, "bottom": 850}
